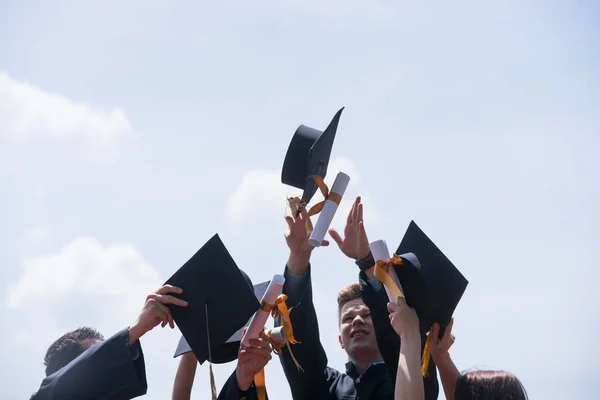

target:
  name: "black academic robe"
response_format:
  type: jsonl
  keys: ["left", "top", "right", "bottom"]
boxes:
{"left": 30, "top": 328, "right": 147, "bottom": 400}
{"left": 218, "top": 371, "right": 269, "bottom": 400}
{"left": 359, "top": 272, "right": 440, "bottom": 400}
{"left": 277, "top": 265, "right": 395, "bottom": 399}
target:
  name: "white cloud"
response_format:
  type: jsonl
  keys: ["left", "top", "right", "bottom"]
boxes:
{"left": 5, "top": 236, "right": 162, "bottom": 339}
{"left": 226, "top": 156, "right": 379, "bottom": 229}
{"left": 0, "top": 72, "right": 134, "bottom": 164}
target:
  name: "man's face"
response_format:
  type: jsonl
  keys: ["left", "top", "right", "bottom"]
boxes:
{"left": 338, "top": 298, "right": 379, "bottom": 358}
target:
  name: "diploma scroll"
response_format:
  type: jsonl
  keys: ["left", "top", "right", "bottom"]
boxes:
{"left": 269, "top": 326, "right": 286, "bottom": 344}
{"left": 308, "top": 172, "right": 351, "bottom": 247}
{"left": 370, "top": 240, "right": 404, "bottom": 303}
{"left": 241, "top": 274, "right": 285, "bottom": 347}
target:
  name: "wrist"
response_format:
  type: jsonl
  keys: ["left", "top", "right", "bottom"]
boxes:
{"left": 432, "top": 351, "right": 451, "bottom": 365}
{"left": 287, "top": 250, "right": 311, "bottom": 275}
{"left": 399, "top": 328, "right": 421, "bottom": 344}
{"left": 235, "top": 366, "right": 253, "bottom": 391}
{"left": 127, "top": 321, "right": 146, "bottom": 345}
{"left": 355, "top": 251, "right": 375, "bottom": 271}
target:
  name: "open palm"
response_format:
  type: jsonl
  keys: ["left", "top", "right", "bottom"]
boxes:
{"left": 329, "top": 196, "right": 370, "bottom": 260}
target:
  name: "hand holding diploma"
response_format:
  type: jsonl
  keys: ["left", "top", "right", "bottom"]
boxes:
{"left": 307, "top": 172, "right": 351, "bottom": 247}
{"left": 370, "top": 240, "right": 405, "bottom": 303}
{"left": 241, "top": 275, "right": 285, "bottom": 347}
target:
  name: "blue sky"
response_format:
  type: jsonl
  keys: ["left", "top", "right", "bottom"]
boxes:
{"left": 1, "top": 1, "right": 598, "bottom": 399}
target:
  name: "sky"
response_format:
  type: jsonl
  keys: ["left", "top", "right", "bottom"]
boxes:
{"left": 1, "top": 1, "right": 599, "bottom": 399}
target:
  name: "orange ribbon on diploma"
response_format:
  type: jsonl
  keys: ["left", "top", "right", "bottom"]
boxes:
{"left": 253, "top": 294, "right": 303, "bottom": 400}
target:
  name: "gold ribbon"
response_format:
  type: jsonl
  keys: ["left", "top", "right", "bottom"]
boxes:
{"left": 254, "top": 368, "right": 266, "bottom": 400}
{"left": 304, "top": 175, "right": 343, "bottom": 234}
{"left": 254, "top": 295, "right": 304, "bottom": 400}
{"left": 373, "top": 254, "right": 405, "bottom": 301}
{"left": 373, "top": 256, "right": 434, "bottom": 377}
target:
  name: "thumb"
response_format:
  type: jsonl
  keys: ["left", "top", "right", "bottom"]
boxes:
{"left": 387, "top": 302, "right": 397, "bottom": 313}
{"left": 395, "top": 295, "right": 407, "bottom": 306}
{"left": 328, "top": 229, "right": 344, "bottom": 247}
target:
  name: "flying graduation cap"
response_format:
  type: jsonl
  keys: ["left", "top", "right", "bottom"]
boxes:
{"left": 164, "top": 234, "right": 262, "bottom": 366}
{"left": 391, "top": 221, "right": 469, "bottom": 375}
{"left": 281, "top": 107, "right": 345, "bottom": 205}
{"left": 173, "top": 279, "right": 271, "bottom": 363}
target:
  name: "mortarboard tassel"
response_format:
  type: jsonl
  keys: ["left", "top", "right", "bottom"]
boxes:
{"left": 421, "top": 328, "right": 433, "bottom": 377}
{"left": 204, "top": 303, "right": 218, "bottom": 400}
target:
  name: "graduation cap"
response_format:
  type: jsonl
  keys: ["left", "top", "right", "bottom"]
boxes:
{"left": 173, "top": 279, "right": 271, "bottom": 363}
{"left": 391, "top": 221, "right": 468, "bottom": 375}
{"left": 164, "top": 234, "right": 262, "bottom": 366}
{"left": 281, "top": 107, "right": 344, "bottom": 205}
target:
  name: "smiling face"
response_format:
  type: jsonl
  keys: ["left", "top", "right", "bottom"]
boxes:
{"left": 338, "top": 298, "right": 380, "bottom": 360}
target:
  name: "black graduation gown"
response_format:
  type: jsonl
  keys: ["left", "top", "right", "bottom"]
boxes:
{"left": 276, "top": 265, "right": 395, "bottom": 399}
{"left": 218, "top": 371, "right": 269, "bottom": 400}
{"left": 359, "top": 272, "right": 440, "bottom": 400}
{"left": 30, "top": 328, "right": 147, "bottom": 400}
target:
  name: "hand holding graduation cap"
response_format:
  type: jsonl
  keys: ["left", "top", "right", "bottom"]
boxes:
{"left": 429, "top": 318, "right": 455, "bottom": 364}
{"left": 329, "top": 196, "right": 370, "bottom": 260}
{"left": 128, "top": 284, "right": 189, "bottom": 344}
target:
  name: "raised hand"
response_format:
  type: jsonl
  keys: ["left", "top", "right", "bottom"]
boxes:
{"left": 328, "top": 196, "right": 370, "bottom": 260}
{"left": 128, "top": 284, "right": 188, "bottom": 344}
{"left": 430, "top": 318, "right": 455, "bottom": 364}
{"left": 285, "top": 197, "right": 329, "bottom": 251}
{"left": 387, "top": 297, "right": 420, "bottom": 340}
{"left": 236, "top": 329, "right": 273, "bottom": 391}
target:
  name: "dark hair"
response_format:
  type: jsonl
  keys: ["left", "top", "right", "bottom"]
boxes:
{"left": 454, "top": 370, "right": 528, "bottom": 399}
{"left": 43, "top": 327, "right": 104, "bottom": 376}
{"left": 337, "top": 283, "right": 362, "bottom": 316}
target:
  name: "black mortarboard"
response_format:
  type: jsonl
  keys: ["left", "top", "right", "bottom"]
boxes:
{"left": 281, "top": 107, "right": 345, "bottom": 204}
{"left": 164, "top": 234, "right": 261, "bottom": 365}
{"left": 173, "top": 279, "right": 270, "bottom": 363}
{"left": 394, "top": 221, "right": 469, "bottom": 334}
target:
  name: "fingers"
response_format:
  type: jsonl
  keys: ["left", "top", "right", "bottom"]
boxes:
{"left": 329, "top": 229, "right": 344, "bottom": 247}
{"left": 431, "top": 323, "right": 440, "bottom": 344}
{"left": 155, "top": 284, "right": 183, "bottom": 295}
{"left": 387, "top": 302, "right": 398, "bottom": 314}
{"left": 446, "top": 317, "right": 454, "bottom": 336}
{"left": 150, "top": 293, "right": 188, "bottom": 307}
{"left": 285, "top": 216, "right": 294, "bottom": 230}
{"left": 347, "top": 197, "right": 357, "bottom": 224}
{"left": 299, "top": 208, "right": 308, "bottom": 222}
{"left": 358, "top": 221, "right": 368, "bottom": 241}
{"left": 352, "top": 197, "right": 361, "bottom": 224}
{"left": 239, "top": 346, "right": 273, "bottom": 362}
{"left": 321, "top": 239, "right": 330, "bottom": 247}
{"left": 357, "top": 203, "right": 363, "bottom": 224}
{"left": 148, "top": 299, "right": 174, "bottom": 329}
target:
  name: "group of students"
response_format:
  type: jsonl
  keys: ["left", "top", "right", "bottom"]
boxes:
{"left": 30, "top": 108, "right": 528, "bottom": 399}
{"left": 30, "top": 196, "right": 528, "bottom": 400}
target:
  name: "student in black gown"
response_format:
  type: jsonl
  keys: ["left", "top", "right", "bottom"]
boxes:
{"left": 31, "top": 284, "right": 189, "bottom": 399}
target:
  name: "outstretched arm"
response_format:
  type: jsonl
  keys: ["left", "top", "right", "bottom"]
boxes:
{"left": 389, "top": 299, "right": 424, "bottom": 400}
{"left": 172, "top": 352, "right": 197, "bottom": 400}
{"left": 430, "top": 320, "right": 460, "bottom": 400}
{"left": 277, "top": 202, "right": 333, "bottom": 399}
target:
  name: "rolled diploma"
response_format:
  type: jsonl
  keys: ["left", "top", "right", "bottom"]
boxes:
{"left": 308, "top": 172, "right": 351, "bottom": 247}
{"left": 369, "top": 240, "right": 404, "bottom": 303}
{"left": 241, "top": 274, "right": 285, "bottom": 347}
{"left": 269, "top": 326, "right": 286, "bottom": 344}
